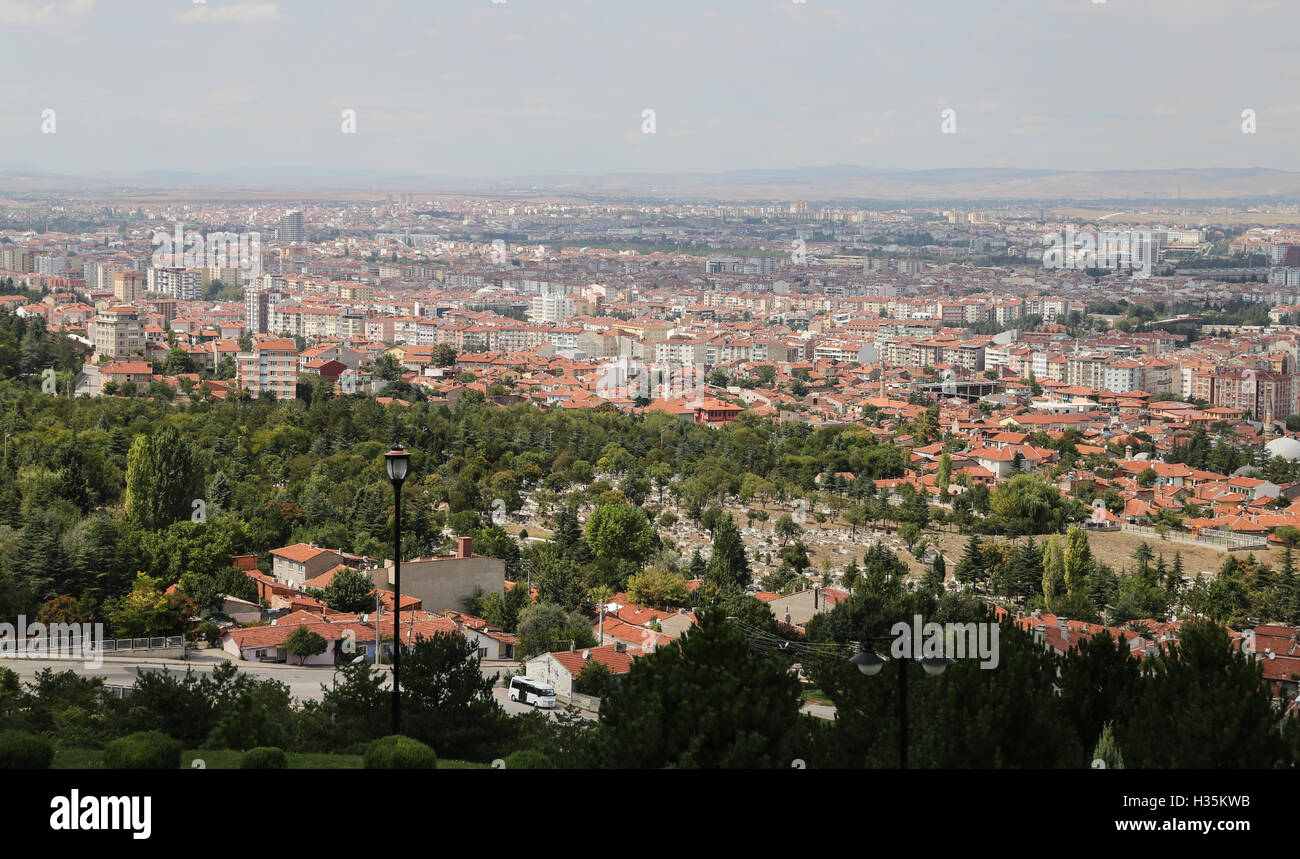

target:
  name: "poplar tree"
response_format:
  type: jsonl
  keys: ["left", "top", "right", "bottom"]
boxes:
{"left": 124, "top": 425, "right": 199, "bottom": 531}
{"left": 1041, "top": 534, "right": 1066, "bottom": 610}
{"left": 1063, "top": 525, "right": 1093, "bottom": 598}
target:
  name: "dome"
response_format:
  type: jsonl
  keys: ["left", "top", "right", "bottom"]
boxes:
{"left": 1265, "top": 436, "right": 1300, "bottom": 461}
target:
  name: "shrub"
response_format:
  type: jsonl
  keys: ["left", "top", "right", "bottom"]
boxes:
{"left": 503, "top": 749, "right": 554, "bottom": 769}
{"left": 0, "top": 731, "right": 54, "bottom": 769}
{"left": 363, "top": 735, "right": 437, "bottom": 770}
{"left": 104, "top": 731, "right": 182, "bottom": 770}
{"left": 240, "top": 746, "right": 288, "bottom": 769}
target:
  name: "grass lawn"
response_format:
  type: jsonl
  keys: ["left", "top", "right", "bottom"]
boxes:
{"left": 52, "top": 748, "right": 489, "bottom": 769}
{"left": 801, "top": 688, "right": 833, "bottom": 706}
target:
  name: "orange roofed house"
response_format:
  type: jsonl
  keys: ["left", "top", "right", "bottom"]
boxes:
{"left": 525, "top": 642, "right": 643, "bottom": 701}
{"left": 270, "top": 543, "right": 378, "bottom": 587}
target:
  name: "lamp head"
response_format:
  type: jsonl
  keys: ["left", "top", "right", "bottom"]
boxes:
{"left": 920, "top": 656, "right": 955, "bottom": 676}
{"left": 850, "top": 648, "right": 886, "bottom": 676}
{"left": 385, "top": 443, "right": 410, "bottom": 485}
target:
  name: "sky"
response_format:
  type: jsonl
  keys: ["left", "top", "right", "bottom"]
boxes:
{"left": 1, "top": 0, "right": 1297, "bottom": 179}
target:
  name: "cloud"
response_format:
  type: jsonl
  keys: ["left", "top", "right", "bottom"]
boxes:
{"left": 0, "top": 0, "right": 94, "bottom": 28}
{"left": 177, "top": 3, "right": 283, "bottom": 24}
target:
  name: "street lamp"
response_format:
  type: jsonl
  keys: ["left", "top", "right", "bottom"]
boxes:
{"left": 852, "top": 637, "right": 954, "bottom": 769}
{"left": 385, "top": 443, "right": 410, "bottom": 735}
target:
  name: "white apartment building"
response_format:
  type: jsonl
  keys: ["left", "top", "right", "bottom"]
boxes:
{"left": 529, "top": 294, "right": 577, "bottom": 323}
{"left": 147, "top": 267, "right": 202, "bottom": 301}
{"left": 1102, "top": 360, "right": 1142, "bottom": 393}
{"left": 545, "top": 327, "right": 580, "bottom": 351}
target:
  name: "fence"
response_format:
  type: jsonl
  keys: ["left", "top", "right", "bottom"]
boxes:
{"left": 99, "top": 636, "right": 184, "bottom": 653}
{"left": 1123, "top": 523, "right": 1267, "bottom": 552}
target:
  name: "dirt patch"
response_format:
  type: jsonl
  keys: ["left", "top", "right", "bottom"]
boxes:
{"left": 927, "top": 528, "right": 1282, "bottom": 579}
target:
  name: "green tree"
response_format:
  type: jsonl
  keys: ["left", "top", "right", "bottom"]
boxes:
{"left": 584, "top": 503, "right": 655, "bottom": 566}
{"left": 597, "top": 611, "right": 804, "bottom": 768}
{"left": 1092, "top": 722, "right": 1124, "bottom": 769}
{"left": 516, "top": 603, "right": 596, "bottom": 658}
{"left": 399, "top": 631, "right": 512, "bottom": 761}
{"left": 1041, "top": 534, "right": 1066, "bottom": 609}
{"left": 1057, "top": 630, "right": 1140, "bottom": 761}
{"left": 705, "top": 513, "right": 751, "bottom": 592}
{"left": 530, "top": 550, "right": 586, "bottom": 611}
{"left": 573, "top": 660, "right": 619, "bottom": 698}
{"left": 431, "top": 344, "right": 457, "bottom": 367}
{"left": 300, "top": 659, "right": 390, "bottom": 751}
{"left": 481, "top": 584, "right": 531, "bottom": 633}
{"left": 162, "top": 346, "right": 197, "bottom": 375}
{"left": 773, "top": 513, "right": 802, "bottom": 545}
{"left": 936, "top": 450, "right": 952, "bottom": 497}
{"left": 1063, "top": 525, "right": 1094, "bottom": 599}
{"left": 106, "top": 573, "right": 195, "bottom": 637}
{"left": 625, "top": 568, "right": 690, "bottom": 608}
{"left": 989, "top": 473, "right": 1078, "bottom": 536}
{"left": 285, "top": 625, "right": 328, "bottom": 665}
{"left": 124, "top": 425, "right": 199, "bottom": 530}
{"left": 322, "top": 568, "right": 377, "bottom": 614}
{"left": 953, "top": 534, "right": 986, "bottom": 587}
{"left": 1119, "top": 620, "right": 1289, "bottom": 768}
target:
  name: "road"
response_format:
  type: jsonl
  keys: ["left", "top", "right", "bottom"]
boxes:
{"left": 0, "top": 652, "right": 593, "bottom": 719}
{"left": 800, "top": 702, "right": 837, "bottom": 720}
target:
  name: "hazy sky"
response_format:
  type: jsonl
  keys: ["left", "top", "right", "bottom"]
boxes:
{"left": 2, "top": 0, "right": 1297, "bottom": 178}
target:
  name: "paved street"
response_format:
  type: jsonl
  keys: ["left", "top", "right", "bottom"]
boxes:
{"left": 0, "top": 652, "right": 592, "bottom": 719}
{"left": 800, "top": 701, "right": 837, "bottom": 720}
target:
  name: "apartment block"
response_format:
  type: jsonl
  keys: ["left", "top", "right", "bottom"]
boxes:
{"left": 89, "top": 306, "right": 146, "bottom": 358}
{"left": 237, "top": 338, "right": 299, "bottom": 400}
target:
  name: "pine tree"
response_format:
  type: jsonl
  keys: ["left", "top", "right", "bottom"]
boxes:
{"left": 922, "top": 552, "right": 946, "bottom": 595}
{"left": 1088, "top": 563, "right": 1118, "bottom": 618}
{"left": 841, "top": 559, "right": 860, "bottom": 593}
{"left": 1092, "top": 721, "right": 1125, "bottom": 769}
{"left": 1119, "top": 620, "right": 1289, "bottom": 767}
{"left": 705, "top": 514, "right": 751, "bottom": 592}
{"left": 1132, "top": 542, "right": 1154, "bottom": 582}
{"left": 954, "top": 534, "right": 986, "bottom": 586}
{"left": 206, "top": 471, "right": 233, "bottom": 512}
{"left": 1010, "top": 538, "right": 1043, "bottom": 601}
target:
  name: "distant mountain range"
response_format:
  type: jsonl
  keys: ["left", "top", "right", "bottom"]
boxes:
{"left": 3, "top": 165, "right": 1300, "bottom": 205}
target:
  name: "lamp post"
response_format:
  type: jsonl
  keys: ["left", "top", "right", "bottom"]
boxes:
{"left": 385, "top": 443, "right": 410, "bottom": 735}
{"left": 850, "top": 636, "right": 953, "bottom": 769}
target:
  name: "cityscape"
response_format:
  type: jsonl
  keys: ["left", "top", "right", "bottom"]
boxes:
{"left": 0, "top": 0, "right": 1296, "bottom": 839}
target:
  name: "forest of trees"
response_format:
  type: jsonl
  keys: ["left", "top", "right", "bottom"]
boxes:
{"left": 0, "top": 309, "right": 919, "bottom": 635}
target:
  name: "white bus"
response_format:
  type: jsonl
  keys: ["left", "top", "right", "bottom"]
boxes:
{"left": 509, "top": 676, "right": 557, "bottom": 709}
